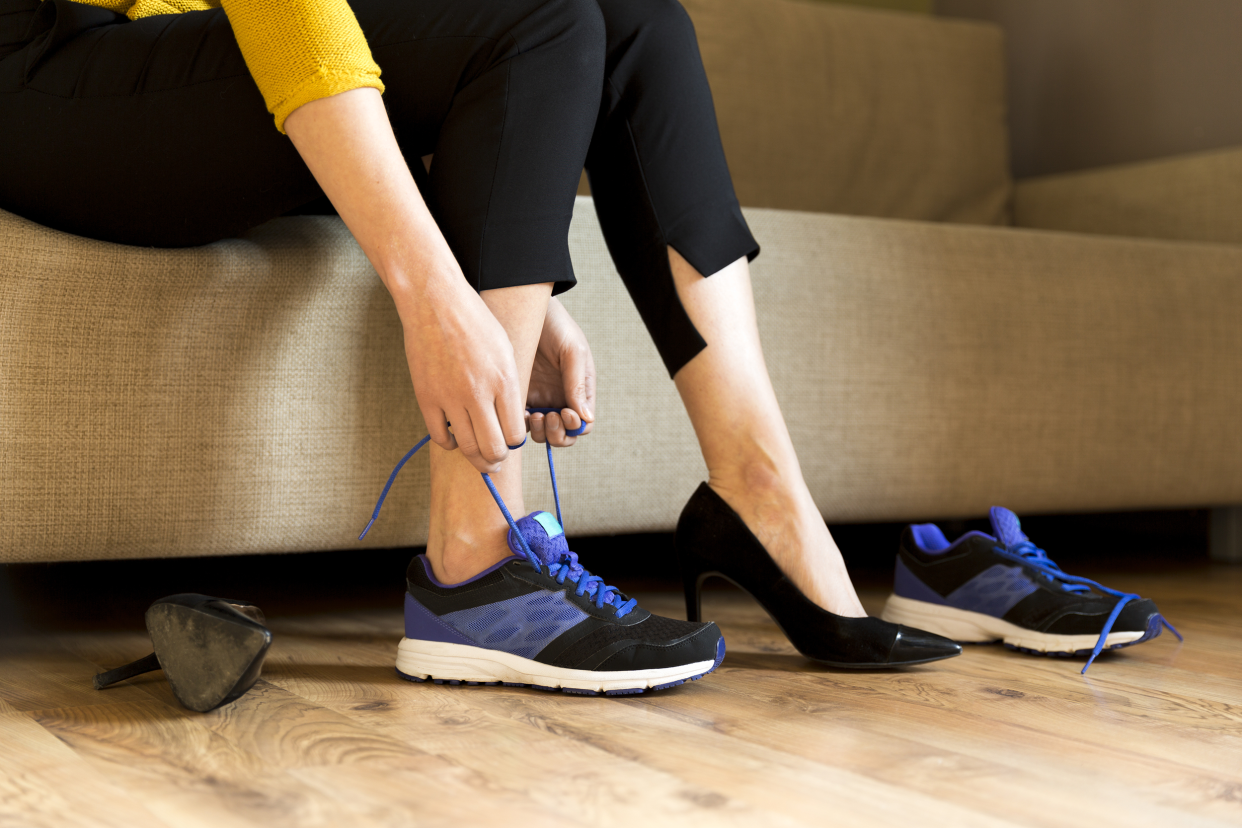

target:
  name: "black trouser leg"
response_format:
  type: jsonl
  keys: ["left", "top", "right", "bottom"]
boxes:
{"left": 586, "top": 0, "right": 758, "bottom": 377}
{"left": 0, "top": 0, "right": 604, "bottom": 292}
{"left": 0, "top": 0, "right": 758, "bottom": 361}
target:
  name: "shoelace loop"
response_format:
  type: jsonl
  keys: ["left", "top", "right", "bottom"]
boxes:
{"left": 993, "top": 542, "right": 1183, "bottom": 674}
{"left": 547, "top": 549, "right": 638, "bottom": 616}
{"left": 1004, "top": 540, "right": 1091, "bottom": 594}
{"left": 359, "top": 409, "right": 635, "bottom": 617}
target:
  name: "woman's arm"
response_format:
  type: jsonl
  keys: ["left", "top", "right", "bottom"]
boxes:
{"left": 218, "top": 0, "right": 384, "bottom": 133}
{"left": 285, "top": 88, "right": 527, "bottom": 474}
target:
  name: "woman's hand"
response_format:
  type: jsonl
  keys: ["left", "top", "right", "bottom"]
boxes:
{"left": 527, "top": 298, "right": 596, "bottom": 447}
{"left": 394, "top": 270, "right": 527, "bottom": 473}
{"left": 285, "top": 88, "right": 526, "bottom": 473}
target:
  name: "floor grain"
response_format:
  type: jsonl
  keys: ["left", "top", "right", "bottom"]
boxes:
{"left": 1, "top": 564, "right": 1239, "bottom": 827}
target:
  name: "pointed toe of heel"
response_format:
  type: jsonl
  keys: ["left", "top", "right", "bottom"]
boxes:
{"left": 888, "top": 626, "right": 963, "bottom": 666}
{"left": 790, "top": 616, "right": 960, "bottom": 669}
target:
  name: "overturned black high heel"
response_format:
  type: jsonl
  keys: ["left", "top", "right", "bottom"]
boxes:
{"left": 94, "top": 594, "right": 272, "bottom": 712}
{"left": 676, "top": 484, "right": 961, "bottom": 668}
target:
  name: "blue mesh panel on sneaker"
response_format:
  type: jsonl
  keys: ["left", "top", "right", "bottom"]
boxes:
{"left": 460, "top": 606, "right": 508, "bottom": 634}
{"left": 484, "top": 626, "right": 521, "bottom": 645}
{"left": 441, "top": 590, "right": 589, "bottom": 659}
{"left": 946, "top": 563, "right": 1038, "bottom": 617}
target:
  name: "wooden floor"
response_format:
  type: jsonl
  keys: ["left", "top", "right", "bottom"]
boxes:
{"left": 2, "top": 564, "right": 1240, "bottom": 827}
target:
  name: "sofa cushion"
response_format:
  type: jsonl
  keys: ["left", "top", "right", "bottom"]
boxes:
{"left": 682, "top": 0, "right": 1011, "bottom": 225}
{"left": 1014, "top": 146, "right": 1242, "bottom": 245}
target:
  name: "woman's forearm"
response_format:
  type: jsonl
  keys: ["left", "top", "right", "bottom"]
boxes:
{"left": 284, "top": 87, "right": 454, "bottom": 305}
{"left": 283, "top": 87, "right": 527, "bottom": 472}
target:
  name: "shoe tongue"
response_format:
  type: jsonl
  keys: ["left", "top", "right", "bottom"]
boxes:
{"left": 507, "top": 511, "right": 568, "bottom": 565}
{"left": 989, "top": 506, "right": 1028, "bottom": 547}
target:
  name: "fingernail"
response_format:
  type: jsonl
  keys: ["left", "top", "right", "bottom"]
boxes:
{"left": 582, "top": 405, "right": 593, "bottom": 421}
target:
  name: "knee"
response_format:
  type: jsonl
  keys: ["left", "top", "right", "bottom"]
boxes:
{"left": 639, "top": 0, "right": 696, "bottom": 32}
{"left": 604, "top": 0, "right": 697, "bottom": 51}
{"left": 534, "top": 0, "right": 606, "bottom": 77}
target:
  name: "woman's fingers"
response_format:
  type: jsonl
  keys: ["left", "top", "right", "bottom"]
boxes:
{"left": 526, "top": 298, "right": 597, "bottom": 448}
{"left": 529, "top": 410, "right": 572, "bottom": 446}
{"left": 536, "top": 408, "right": 586, "bottom": 447}
{"left": 453, "top": 407, "right": 506, "bottom": 474}
{"left": 496, "top": 377, "right": 528, "bottom": 450}
{"left": 529, "top": 411, "right": 547, "bottom": 444}
{"left": 559, "top": 320, "right": 596, "bottom": 438}
{"left": 423, "top": 405, "right": 457, "bottom": 451}
{"left": 545, "top": 411, "right": 568, "bottom": 446}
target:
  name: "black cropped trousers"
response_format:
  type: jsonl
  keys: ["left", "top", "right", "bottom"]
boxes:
{"left": 0, "top": 0, "right": 757, "bottom": 375}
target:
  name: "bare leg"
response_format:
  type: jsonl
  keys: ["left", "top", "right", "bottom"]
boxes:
{"left": 425, "top": 283, "right": 553, "bottom": 584}
{"left": 671, "top": 249, "right": 867, "bottom": 618}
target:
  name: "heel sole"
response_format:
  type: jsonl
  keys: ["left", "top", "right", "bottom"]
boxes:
{"left": 145, "top": 604, "right": 271, "bottom": 712}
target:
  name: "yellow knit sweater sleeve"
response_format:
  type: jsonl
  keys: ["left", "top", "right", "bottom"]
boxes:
{"left": 115, "top": 0, "right": 384, "bottom": 132}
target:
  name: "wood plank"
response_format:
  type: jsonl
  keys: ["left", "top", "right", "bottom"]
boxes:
{"left": 47, "top": 631, "right": 581, "bottom": 824}
{"left": 2, "top": 563, "right": 1238, "bottom": 827}
{"left": 0, "top": 710, "right": 168, "bottom": 828}
{"left": 29, "top": 699, "right": 378, "bottom": 828}
{"left": 277, "top": 668, "right": 811, "bottom": 826}
{"left": 0, "top": 636, "right": 155, "bottom": 712}
{"left": 645, "top": 666, "right": 1242, "bottom": 827}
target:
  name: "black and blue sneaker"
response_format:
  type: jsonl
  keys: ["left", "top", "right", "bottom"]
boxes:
{"left": 359, "top": 410, "right": 725, "bottom": 695}
{"left": 881, "top": 507, "right": 1181, "bottom": 673}
{"left": 396, "top": 510, "right": 724, "bottom": 693}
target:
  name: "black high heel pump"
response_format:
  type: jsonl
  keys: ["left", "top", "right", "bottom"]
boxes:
{"left": 676, "top": 484, "right": 961, "bottom": 668}
{"left": 94, "top": 594, "right": 272, "bottom": 712}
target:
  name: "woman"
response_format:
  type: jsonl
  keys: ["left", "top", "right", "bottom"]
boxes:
{"left": 0, "top": 0, "right": 961, "bottom": 693}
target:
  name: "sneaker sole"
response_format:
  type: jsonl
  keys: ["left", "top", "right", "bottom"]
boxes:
{"left": 881, "top": 594, "right": 1145, "bottom": 655}
{"left": 395, "top": 635, "right": 726, "bottom": 695}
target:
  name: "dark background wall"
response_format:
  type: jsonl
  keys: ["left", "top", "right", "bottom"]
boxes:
{"left": 934, "top": 0, "right": 1242, "bottom": 178}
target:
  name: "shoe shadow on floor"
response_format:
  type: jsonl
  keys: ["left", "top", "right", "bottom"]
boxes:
{"left": 260, "top": 661, "right": 404, "bottom": 684}
{"left": 263, "top": 628, "right": 402, "bottom": 644}
{"left": 720, "top": 650, "right": 951, "bottom": 675}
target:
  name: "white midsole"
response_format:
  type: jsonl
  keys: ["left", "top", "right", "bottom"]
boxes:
{"left": 395, "top": 638, "right": 715, "bottom": 692}
{"left": 880, "top": 594, "right": 1143, "bottom": 652}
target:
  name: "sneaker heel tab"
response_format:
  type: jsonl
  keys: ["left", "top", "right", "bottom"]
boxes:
{"left": 406, "top": 554, "right": 433, "bottom": 586}
{"left": 909, "top": 523, "right": 951, "bottom": 553}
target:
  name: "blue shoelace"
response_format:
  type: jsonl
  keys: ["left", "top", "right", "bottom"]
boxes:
{"left": 993, "top": 540, "right": 1182, "bottom": 674}
{"left": 358, "top": 408, "right": 635, "bottom": 618}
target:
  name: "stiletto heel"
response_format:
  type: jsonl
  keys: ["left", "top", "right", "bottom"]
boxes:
{"left": 683, "top": 568, "right": 704, "bottom": 623}
{"left": 675, "top": 483, "right": 961, "bottom": 668}
{"left": 94, "top": 653, "right": 161, "bottom": 690}
{"left": 94, "top": 594, "right": 272, "bottom": 712}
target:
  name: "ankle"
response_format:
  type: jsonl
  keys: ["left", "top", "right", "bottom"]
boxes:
{"left": 426, "top": 528, "right": 514, "bottom": 584}
{"left": 708, "top": 449, "right": 802, "bottom": 518}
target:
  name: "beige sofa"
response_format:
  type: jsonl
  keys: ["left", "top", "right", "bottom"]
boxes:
{"left": 3, "top": 0, "right": 1241, "bottom": 564}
